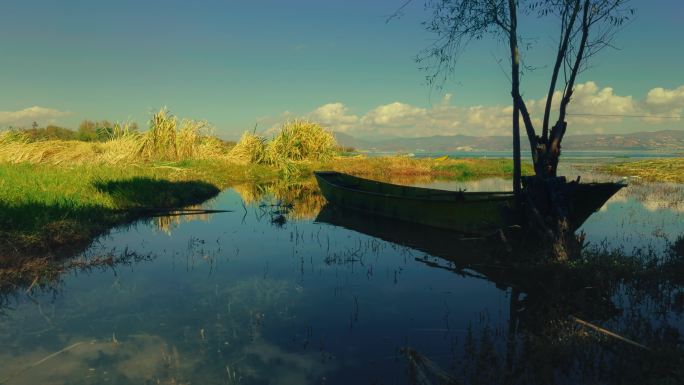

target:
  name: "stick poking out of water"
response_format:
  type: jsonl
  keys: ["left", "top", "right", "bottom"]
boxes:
{"left": 570, "top": 315, "right": 650, "bottom": 351}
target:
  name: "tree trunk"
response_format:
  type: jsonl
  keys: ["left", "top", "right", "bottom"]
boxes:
{"left": 508, "top": 0, "right": 522, "bottom": 198}
{"left": 533, "top": 120, "right": 566, "bottom": 178}
{"left": 513, "top": 106, "right": 521, "bottom": 196}
{"left": 522, "top": 121, "right": 578, "bottom": 260}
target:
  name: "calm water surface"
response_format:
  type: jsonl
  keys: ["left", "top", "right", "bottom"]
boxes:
{"left": 1, "top": 175, "right": 683, "bottom": 384}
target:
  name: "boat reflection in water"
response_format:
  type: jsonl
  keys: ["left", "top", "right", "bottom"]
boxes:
{"left": 316, "top": 204, "right": 684, "bottom": 385}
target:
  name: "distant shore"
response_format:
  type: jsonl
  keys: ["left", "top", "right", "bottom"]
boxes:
{"left": 365, "top": 150, "right": 684, "bottom": 161}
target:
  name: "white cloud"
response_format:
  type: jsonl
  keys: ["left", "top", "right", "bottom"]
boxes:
{"left": 361, "top": 102, "right": 426, "bottom": 126}
{"left": 295, "top": 82, "right": 684, "bottom": 138}
{"left": 564, "top": 81, "right": 637, "bottom": 123}
{"left": 642, "top": 85, "right": 684, "bottom": 123}
{"left": 309, "top": 102, "right": 358, "bottom": 132}
{"left": 0, "top": 106, "right": 71, "bottom": 127}
{"left": 644, "top": 85, "right": 684, "bottom": 111}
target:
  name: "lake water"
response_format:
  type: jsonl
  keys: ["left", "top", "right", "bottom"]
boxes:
{"left": 1, "top": 173, "right": 683, "bottom": 384}
{"left": 389, "top": 150, "right": 684, "bottom": 160}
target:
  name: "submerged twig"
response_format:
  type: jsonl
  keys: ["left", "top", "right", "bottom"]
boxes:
{"left": 404, "top": 347, "right": 461, "bottom": 385}
{"left": 147, "top": 209, "right": 233, "bottom": 218}
{"left": 119, "top": 208, "right": 232, "bottom": 215}
{"left": 0, "top": 340, "right": 95, "bottom": 384}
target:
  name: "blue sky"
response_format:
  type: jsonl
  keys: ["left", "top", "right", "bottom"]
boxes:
{"left": 1, "top": 0, "right": 682, "bottom": 139}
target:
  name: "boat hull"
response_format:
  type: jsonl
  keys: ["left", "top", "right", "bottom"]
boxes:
{"left": 314, "top": 171, "right": 625, "bottom": 235}
{"left": 314, "top": 171, "right": 517, "bottom": 234}
{"left": 567, "top": 182, "right": 625, "bottom": 227}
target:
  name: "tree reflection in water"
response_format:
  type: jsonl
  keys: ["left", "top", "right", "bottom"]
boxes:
{"left": 317, "top": 205, "right": 684, "bottom": 385}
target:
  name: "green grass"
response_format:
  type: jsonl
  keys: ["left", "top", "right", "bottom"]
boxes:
{"left": 0, "top": 161, "right": 278, "bottom": 261}
{"left": 431, "top": 158, "right": 530, "bottom": 179}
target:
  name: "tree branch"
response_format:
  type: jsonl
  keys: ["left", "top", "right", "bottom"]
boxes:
{"left": 514, "top": 93, "right": 538, "bottom": 154}
{"left": 542, "top": 0, "right": 580, "bottom": 142}
{"left": 558, "top": 0, "right": 590, "bottom": 126}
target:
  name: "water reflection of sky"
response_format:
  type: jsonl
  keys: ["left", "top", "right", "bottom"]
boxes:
{"left": 1, "top": 177, "right": 683, "bottom": 384}
{"left": 1, "top": 190, "right": 511, "bottom": 385}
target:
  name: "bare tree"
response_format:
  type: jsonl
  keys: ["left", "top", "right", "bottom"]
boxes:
{"left": 418, "top": 0, "right": 633, "bottom": 187}
{"left": 408, "top": 0, "right": 633, "bottom": 256}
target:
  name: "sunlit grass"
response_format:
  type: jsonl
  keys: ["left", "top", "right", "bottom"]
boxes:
{"left": 229, "top": 120, "right": 337, "bottom": 175}
{"left": 228, "top": 132, "right": 268, "bottom": 164}
{"left": 0, "top": 160, "right": 276, "bottom": 258}
{"left": 600, "top": 158, "right": 684, "bottom": 183}
{"left": 0, "top": 108, "right": 231, "bottom": 165}
{"left": 316, "top": 155, "right": 532, "bottom": 181}
{"left": 264, "top": 120, "right": 337, "bottom": 163}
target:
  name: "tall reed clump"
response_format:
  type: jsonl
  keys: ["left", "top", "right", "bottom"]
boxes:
{"left": 229, "top": 120, "right": 337, "bottom": 173}
{"left": 0, "top": 108, "right": 229, "bottom": 165}
{"left": 227, "top": 132, "right": 267, "bottom": 164}
{"left": 265, "top": 120, "right": 337, "bottom": 163}
{"left": 138, "top": 107, "right": 222, "bottom": 162}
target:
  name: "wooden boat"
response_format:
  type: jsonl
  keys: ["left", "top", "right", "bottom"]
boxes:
{"left": 314, "top": 171, "right": 624, "bottom": 235}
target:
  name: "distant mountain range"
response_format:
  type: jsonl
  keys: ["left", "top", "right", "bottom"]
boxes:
{"left": 334, "top": 130, "right": 684, "bottom": 153}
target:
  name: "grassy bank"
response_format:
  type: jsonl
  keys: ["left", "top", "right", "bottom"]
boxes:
{"left": 1, "top": 156, "right": 525, "bottom": 257}
{"left": 599, "top": 158, "right": 684, "bottom": 183}
{"left": 0, "top": 161, "right": 276, "bottom": 261}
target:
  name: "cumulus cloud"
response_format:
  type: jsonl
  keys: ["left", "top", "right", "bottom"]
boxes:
{"left": 302, "top": 82, "right": 684, "bottom": 138}
{"left": 0, "top": 106, "right": 71, "bottom": 127}
{"left": 642, "top": 85, "right": 684, "bottom": 122}
{"left": 310, "top": 95, "right": 514, "bottom": 137}
{"left": 309, "top": 102, "right": 358, "bottom": 132}
{"left": 361, "top": 102, "right": 426, "bottom": 126}
{"left": 644, "top": 85, "right": 684, "bottom": 110}
{"left": 247, "top": 83, "right": 683, "bottom": 139}
{"left": 511, "top": 81, "right": 639, "bottom": 130}
{"left": 564, "top": 82, "right": 637, "bottom": 122}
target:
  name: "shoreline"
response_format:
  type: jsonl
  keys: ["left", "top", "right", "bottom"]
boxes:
{"left": 1, "top": 153, "right": 681, "bottom": 261}
{"left": 0, "top": 156, "right": 529, "bottom": 261}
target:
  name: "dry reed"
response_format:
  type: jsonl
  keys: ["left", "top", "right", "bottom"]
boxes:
{"left": 0, "top": 108, "right": 229, "bottom": 165}
{"left": 264, "top": 120, "right": 337, "bottom": 163}
{"left": 229, "top": 120, "right": 337, "bottom": 169}
{"left": 138, "top": 108, "right": 224, "bottom": 161}
{"left": 227, "top": 132, "right": 267, "bottom": 164}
